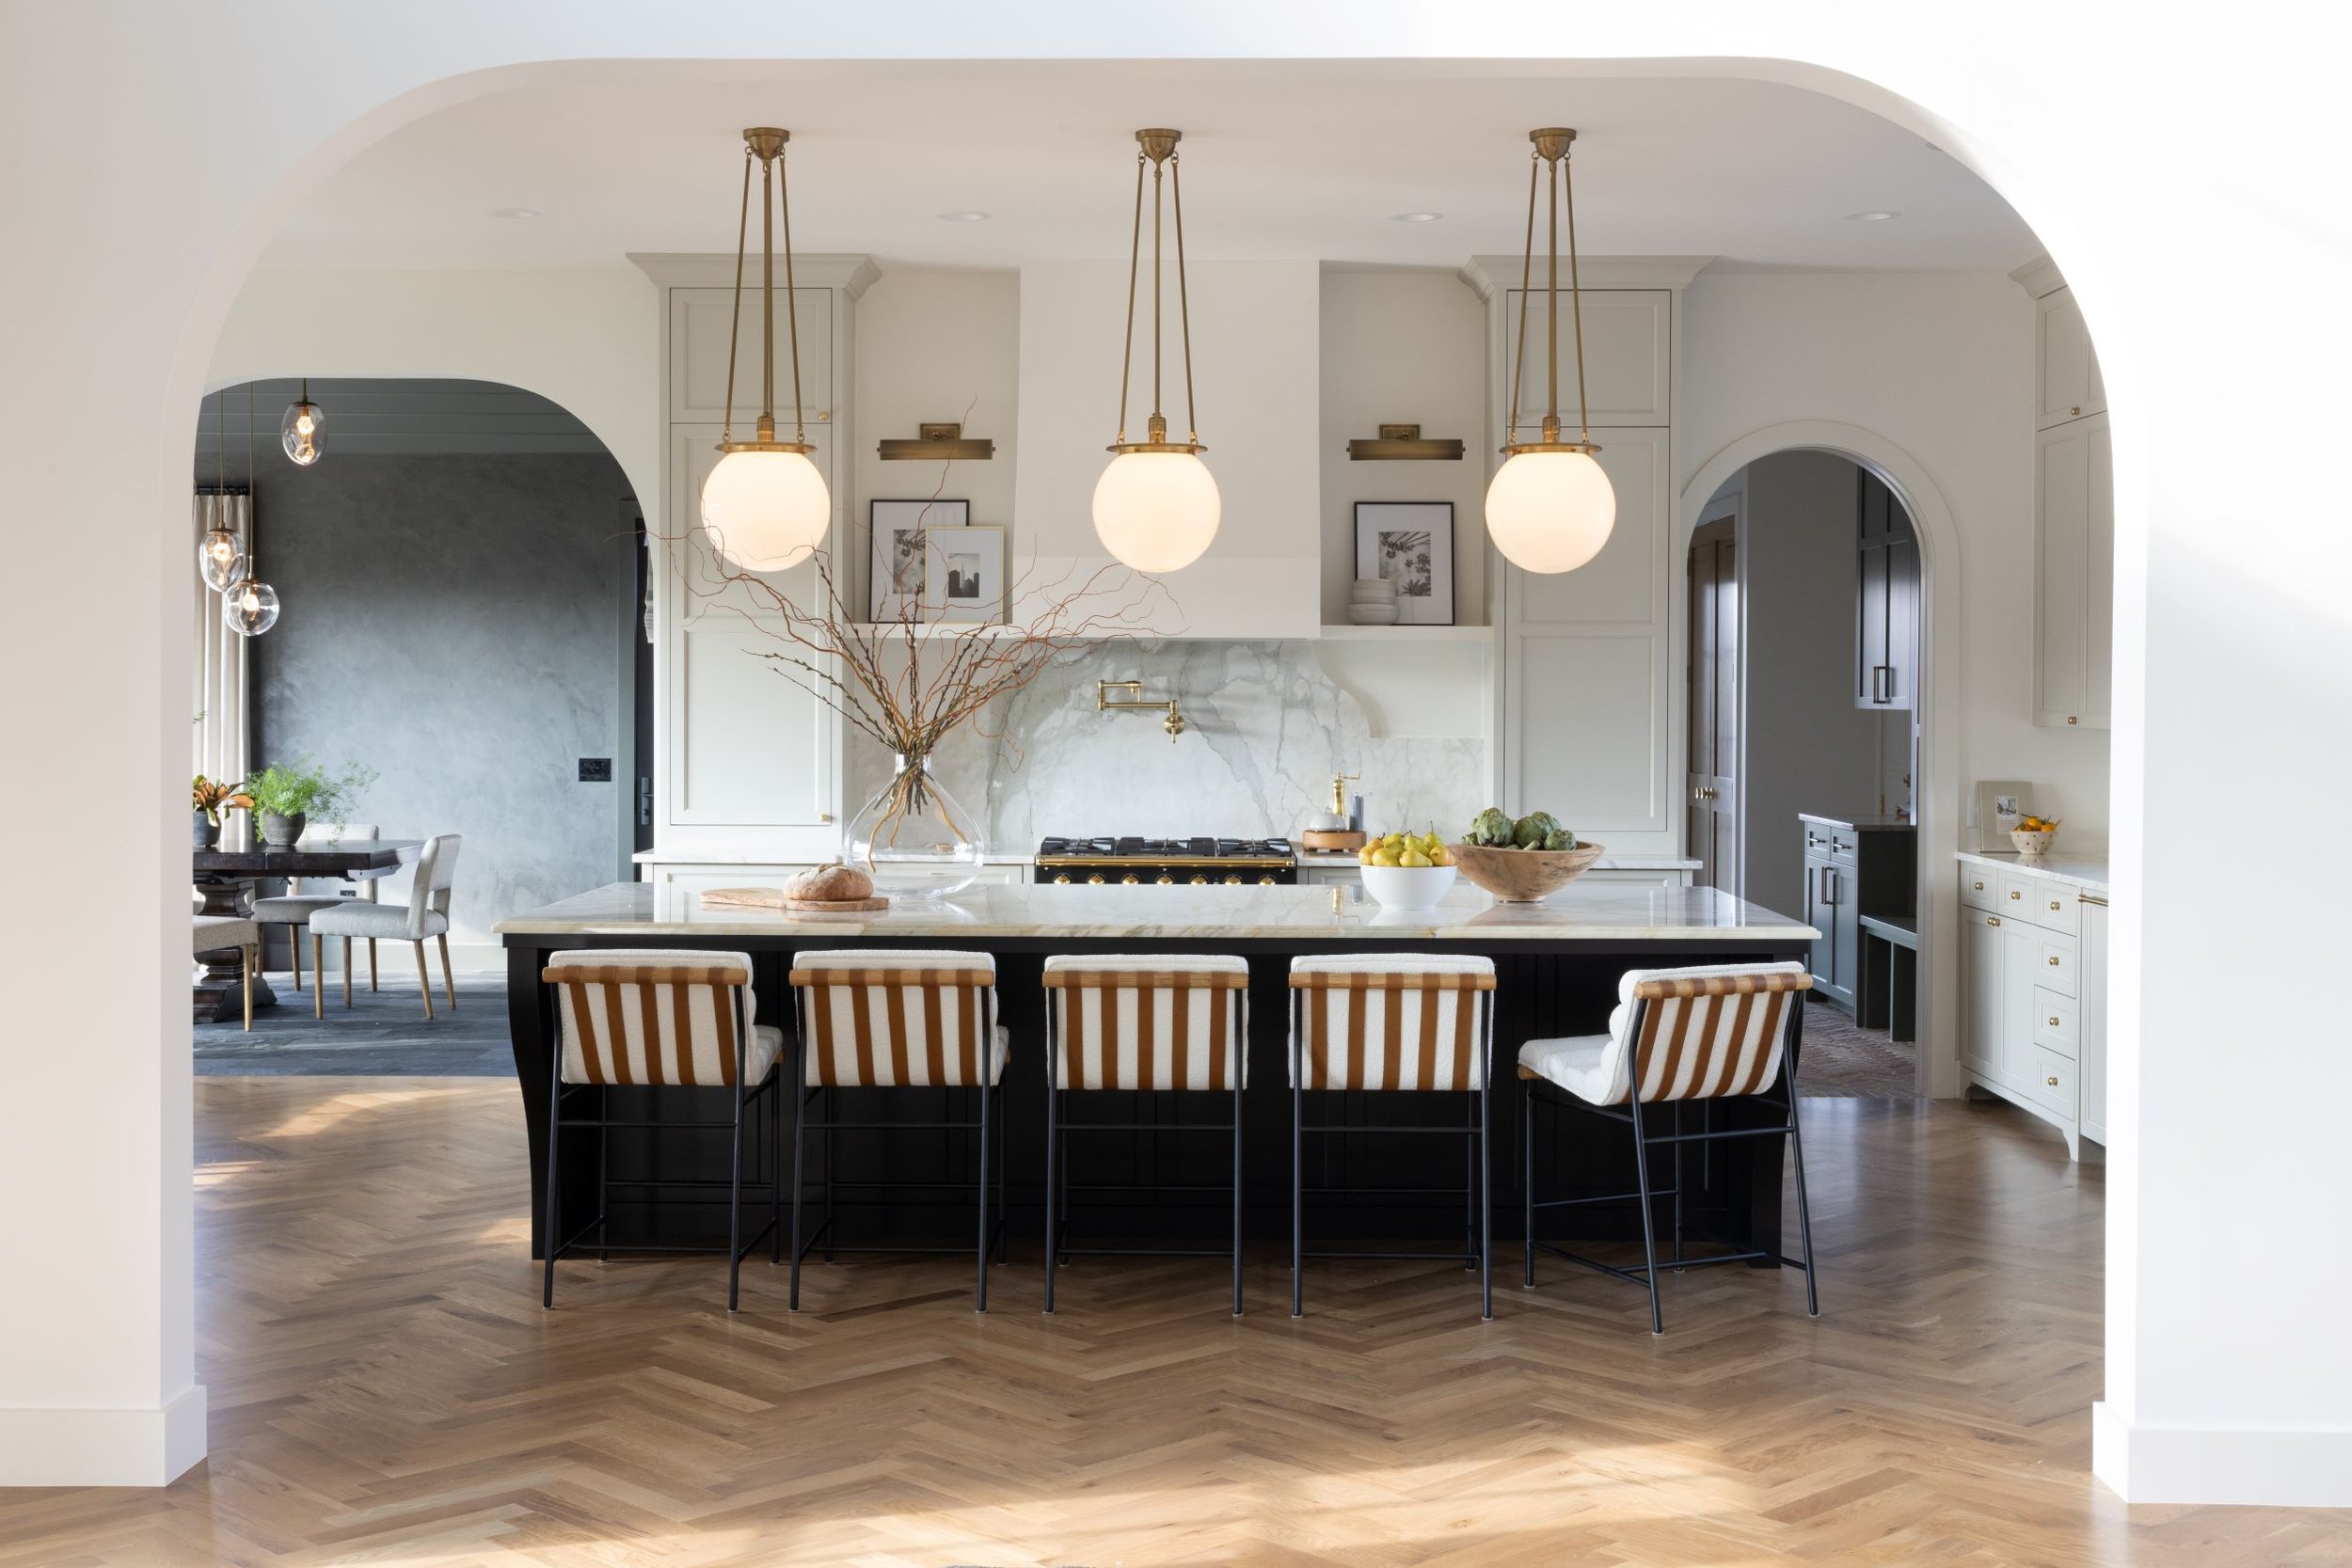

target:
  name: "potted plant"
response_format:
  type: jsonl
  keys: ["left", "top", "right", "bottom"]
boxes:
{"left": 190, "top": 774, "right": 252, "bottom": 848}
{"left": 243, "top": 757, "right": 376, "bottom": 847}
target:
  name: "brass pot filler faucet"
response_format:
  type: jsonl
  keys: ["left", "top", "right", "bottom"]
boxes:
{"left": 1097, "top": 679, "right": 1186, "bottom": 740}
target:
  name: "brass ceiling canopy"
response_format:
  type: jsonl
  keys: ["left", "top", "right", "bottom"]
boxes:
{"left": 878, "top": 421, "right": 996, "bottom": 462}
{"left": 1502, "top": 126, "right": 1601, "bottom": 459}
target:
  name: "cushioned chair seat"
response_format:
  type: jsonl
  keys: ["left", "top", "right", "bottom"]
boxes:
{"left": 1516, "top": 1034, "right": 1617, "bottom": 1104}
{"left": 193, "top": 914, "right": 259, "bottom": 951}
{"left": 250, "top": 894, "right": 354, "bottom": 923}
{"left": 312, "top": 901, "right": 448, "bottom": 939}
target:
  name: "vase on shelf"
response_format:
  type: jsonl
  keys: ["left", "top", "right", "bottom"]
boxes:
{"left": 261, "top": 810, "right": 306, "bottom": 848}
{"left": 845, "top": 752, "right": 985, "bottom": 898}
{"left": 1348, "top": 577, "right": 1399, "bottom": 626}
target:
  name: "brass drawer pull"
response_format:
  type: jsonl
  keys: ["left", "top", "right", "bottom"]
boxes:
{"left": 2045, "top": 1075, "right": 2059, "bottom": 1087}
{"left": 2010, "top": 890, "right": 2022, "bottom": 900}
{"left": 1986, "top": 916, "right": 2001, "bottom": 927}
{"left": 1972, "top": 879, "right": 1985, "bottom": 891}
{"left": 2048, "top": 1016, "right": 2060, "bottom": 1026}
{"left": 2048, "top": 956, "right": 2060, "bottom": 967}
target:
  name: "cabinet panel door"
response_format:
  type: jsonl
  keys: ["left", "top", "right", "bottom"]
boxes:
{"left": 1502, "top": 290, "right": 1671, "bottom": 426}
{"left": 2036, "top": 419, "right": 2093, "bottom": 727}
{"left": 1831, "top": 862, "right": 1861, "bottom": 1001}
{"left": 1509, "top": 630, "right": 1660, "bottom": 832}
{"left": 1803, "top": 854, "right": 1837, "bottom": 992}
{"left": 2036, "top": 289, "right": 2104, "bottom": 429}
{"left": 1509, "top": 428, "right": 1670, "bottom": 627}
{"left": 2083, "top": 417, "right": 2114, "bottom": 726}
{"left": 2000, "top": 921, "right": 2045, "bottom": 1090}
{"left": 1884, "top": 534, "right": 1919, "bottom": 711}
{"left": 1857, "top": 541, "right": 1889, "bottom": 708}
{"left": 672, "top": 287, "right": 835, "bottom": 423}
{"left": 1961, "top": 911, "right": 2004, "bottom": 1079}
{"left": 2080, "top": 900, "right": 2109, "bottom": 1143}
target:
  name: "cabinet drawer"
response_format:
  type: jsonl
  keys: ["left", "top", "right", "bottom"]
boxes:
{"left": 2033, "top": 1047, "right": 2077, "bottom": 1116}
{"left": 1961, "top": 866, "right": 1999, "bottom": 912}
{"left": 2000, "top": 875, "right": 2078, "bottom": 934}
{"left": 2033, "top": 989, "right": 2079, "bottom": 1059}
{"left": 2035, "top": 931, "right": 2079, "bottom": 999}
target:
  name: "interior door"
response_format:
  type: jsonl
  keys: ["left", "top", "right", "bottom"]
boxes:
{"left": 1685, "top": 516, "right": 1740, "bottom": 894}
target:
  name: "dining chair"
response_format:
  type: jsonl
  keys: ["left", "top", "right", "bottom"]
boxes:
{"left": 309, "top": 833, "right": 461, "bottom": 1020}
{"left": 1518, "top": 960, "right": 1820, "bottom": 1334}
{"left": 249, "top": 821, "right": 380, "bottom": 992}
{"left": 1287, "top": 953, "right": 1497, "bottom": 1321}
{"left": 193, "top": 914, "right": 260, "bottom": 1033}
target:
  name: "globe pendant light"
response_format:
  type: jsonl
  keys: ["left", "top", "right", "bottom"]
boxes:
{"left": 700, "top": 127, "right": 830, "bottom": 574}
{"left": 226, "top": 379, "right": 279, "bottom": 637}
{"left": 198, "top": 388, "right": 245, "bottom": 591}
{"left": 1092, "top": 128, "right": 1219, "bottom": 574}
{"left": 1487, "top": 128, "right": 1615, "bottom": 575}
{"left": 280, "top": 375, "right": 326, "bottom": 467}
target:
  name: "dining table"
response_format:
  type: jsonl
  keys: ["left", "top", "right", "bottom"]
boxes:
{"left": 193, "top": 837, "right": 423, "bottom": 1022}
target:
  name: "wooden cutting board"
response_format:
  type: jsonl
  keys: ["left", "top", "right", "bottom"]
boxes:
{"left": 784, "top": 895, "right": 890, "bottom": 914}
{"left": 701, "top": 887, "right": 889, "bottom": 915}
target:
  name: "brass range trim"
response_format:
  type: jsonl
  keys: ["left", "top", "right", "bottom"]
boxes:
{"left": 1035, "top": 854, "right": 1295, "bottom": 870}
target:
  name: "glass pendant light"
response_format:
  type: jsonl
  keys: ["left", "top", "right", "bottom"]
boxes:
{"left": 1092, "top": 128, "right": 1219, "bottom": 574}
{"left": 197, "top": 388, "right": 245, "bottom": 591}
{"left": 1486, "top": 128, "right": 1616, "bottom": 575}
{"left": 227, "top": 380, "right": 279, "bottom": 636}
{"left": 280, "top": 376, "right": 326, "bottom": 466}
{"left": 700, "top": 128, "right": 830, "bottom": 573}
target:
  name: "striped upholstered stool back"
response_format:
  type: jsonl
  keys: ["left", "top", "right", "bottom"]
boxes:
{"left": 1042, "top": 955, "right": 1248, "bottom": 1091}
{"left": 1288, "top": 954, "right": 1496, "bottom": 1091}
{"left": 545, "top": 948, "right": 764, "bottom": 1086}
{"left": 1608, "top": 961, "right": 1812, "bottom": 1104}
{"left": 789, "top": 949, "right": 1003, "bottom": 1087}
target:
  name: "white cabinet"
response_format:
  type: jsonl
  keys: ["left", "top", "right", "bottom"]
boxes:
{"left": 2035, "top": 287, "right": 2106, "bottom": 430}
{"left": 1956, "top": 855, "right": 2110, "bottom": 1159}
{"left": 1499, "top": 290, "right": 1673, "bottom": 427}
{"left": 2035, "top": 413, "right": 2113, "bottom": 730}
{"left": 671, "top": 287, "right": 835, "bottom": 423}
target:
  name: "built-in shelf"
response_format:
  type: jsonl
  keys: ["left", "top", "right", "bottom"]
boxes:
{"left": 1317, "top": 623, "right": 1495, "bottom": 641}
{"left": 843, "top": 622, "right": 1025, "bottom": 641}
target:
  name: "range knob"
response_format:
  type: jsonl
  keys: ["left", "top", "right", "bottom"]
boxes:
{"left": 1120, "top": 873, "right": 1141, "bottom": 885}
{"left": 1052, "top": 873, "right": 1072, "bottom": 885}
{"left": 1259, "top": 874, "right": 1279, "bottom": 885}
{"left": 1155, "top": 874, "right": 1175, "bottom": 885}
{"left": 1189, "top": 874, "right": 1210, "bottom": 885}
{"left": 1224, "top": 874, "right": 1244, "bottom": 885}
{"left": 1087, "top": 873, "right": 1107, "bottom": 885}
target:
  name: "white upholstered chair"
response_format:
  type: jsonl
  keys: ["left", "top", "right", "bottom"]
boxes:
{"left": 786, "top": 950, "right": 1009, "bottom": 1311}
{"left": 249, "top": 821, "right": 379, "bottom": 992}
{"left": 309, "top": 832, "right": 460, "bottom": 1019}
{"left": 1518, "top": 960, "right": 1820, "bottom": 1334}
{"left": 193, "top": 914, "right": 260, "bottom": 1033}
{"left": 1287, "top": 953, "right": 1498, "bottom": 1320}
{"left": 1041, "top": 954, "right": 1249, "bottom": 1315}
{"left": 539, "top": 948, "right": 785, "bottom": 1309}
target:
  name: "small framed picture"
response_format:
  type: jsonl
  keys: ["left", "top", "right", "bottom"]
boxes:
{"left": 1972, "top": 780, "right": 2034, "bottom": 851}
{"left": 868, "top": 499, "right": 968, "bottom": 622}
{"left": 1355, "top": 501, "right": 1455, "bottom": 626}
{"left": 925, "top": 524, "right": 1005, "bottom": 624}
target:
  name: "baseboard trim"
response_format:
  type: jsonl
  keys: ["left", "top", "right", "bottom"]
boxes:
{"left": 2094, "top": 1401, "right": 2352, "bottom": 1506}
{"left": 0, "top": 1384, "right": 206, "bottom": 1487}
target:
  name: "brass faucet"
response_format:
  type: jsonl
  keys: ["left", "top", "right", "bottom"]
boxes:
{"left": 1097, "top": 679, "right": 1186, "bottom": 740}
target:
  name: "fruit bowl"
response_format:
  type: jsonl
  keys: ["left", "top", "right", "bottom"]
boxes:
{"left": 2010, "top": 827, "right": 2058, "bottom": 860}
{"left": 1358, "top": 863, "right": 1458, "bottom": 911}
{"left": 1450, "top": 841, "right": 1607, "bottom": 902}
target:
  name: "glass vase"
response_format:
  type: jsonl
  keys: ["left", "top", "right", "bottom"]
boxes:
{"left": 845, "top": 752, "right": 985, "bottom": 897}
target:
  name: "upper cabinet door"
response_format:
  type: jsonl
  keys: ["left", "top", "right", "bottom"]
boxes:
{"left": 2036, "top": 288, "right": 2106, "bottom": 430}
{"left": 2035, "top": 412, "right": 2112, "bottom": 729}
{"left": 671, "top": 287, "right": 834, "bottom": 423}
{"left": 1502, "top": 290, "right": 1671, "bottom": 427}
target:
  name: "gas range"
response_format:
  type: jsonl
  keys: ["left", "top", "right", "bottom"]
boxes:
{"left": 1033, "top": 835, "right": 1298, "bottom": 886}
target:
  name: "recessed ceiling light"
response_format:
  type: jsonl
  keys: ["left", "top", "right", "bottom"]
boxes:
{"left": 1845, "top": 210, "right": 1901, "bottom": 223}
{"left": 934, "top": 210, "right": 992, "bottom": 223}
{"left": 1391, "top": 211, "right": 1444, "bottom": 224}
{"left": 489, "top": 206, "right": 541, "bottom": 220}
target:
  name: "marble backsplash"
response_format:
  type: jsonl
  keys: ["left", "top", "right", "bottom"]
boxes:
{"left": 843, "top": 641, "right": 1489, "bottom": 849}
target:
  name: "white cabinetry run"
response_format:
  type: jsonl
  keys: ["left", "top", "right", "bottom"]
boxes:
{"left": 2015, "top": 258, "right": 2112, "bottom": 731}
{"left": 1956, "top": 851, "right": 2109, "bottom": 1160}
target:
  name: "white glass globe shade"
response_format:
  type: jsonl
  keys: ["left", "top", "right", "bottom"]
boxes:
{"left": 1091, "top": 451, "right": 1221, "bottom": 573}
{"left": 1484, "top": 450, "right": 1616, "bottom": 574}
{"left": 700, "top": 448, "right": 831, "bottom": 572}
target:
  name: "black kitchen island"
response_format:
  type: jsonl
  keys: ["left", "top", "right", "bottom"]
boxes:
{"left": 500, "top": 880, "right": 1817, "bottom": 1260}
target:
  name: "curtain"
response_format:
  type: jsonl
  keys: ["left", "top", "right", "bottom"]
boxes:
{"left": 193, "top": 489, "right": 252, "bottom": 836}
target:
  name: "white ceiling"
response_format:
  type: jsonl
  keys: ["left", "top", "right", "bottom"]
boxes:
{"left": 262, "top": 63, "right": 2041, "bottom": 274}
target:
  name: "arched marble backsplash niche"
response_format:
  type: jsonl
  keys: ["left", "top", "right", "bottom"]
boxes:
{"left": 840, "top": 640, "right": 1489, "bottom": 849}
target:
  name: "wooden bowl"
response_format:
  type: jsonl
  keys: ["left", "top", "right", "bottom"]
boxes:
{"left": 1449, "top": 841, "right": 1607, "bottom": 902}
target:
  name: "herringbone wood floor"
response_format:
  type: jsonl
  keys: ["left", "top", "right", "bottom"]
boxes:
{"left": 2, "top": 1083, "right": 2345, "bottom": 1566}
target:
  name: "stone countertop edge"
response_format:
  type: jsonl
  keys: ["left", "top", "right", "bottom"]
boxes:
{"left": 1954, "top": 847, "right": 2111, "bottom": 894}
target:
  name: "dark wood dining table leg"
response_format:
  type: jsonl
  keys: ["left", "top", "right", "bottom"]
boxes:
{"left": 193, "top": 875, "right": 278, "bottom": 1022}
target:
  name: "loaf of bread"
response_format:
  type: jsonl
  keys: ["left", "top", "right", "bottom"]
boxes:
{"left": 784, "top": 861, "right": 875, "bottom": 903}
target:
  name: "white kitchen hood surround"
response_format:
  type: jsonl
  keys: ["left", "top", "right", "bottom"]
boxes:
{"left": 1012, "top": 260, "right": 1321, "bottom": 638}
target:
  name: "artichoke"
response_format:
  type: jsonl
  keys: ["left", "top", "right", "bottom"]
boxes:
{"left": 1511, "top": 811, "right": 1560, "bottom": 849}
{"left": 1467, "top": 807, "right": 1515, "bottom": 847}
{"left": 1543, "top": 827, "right": 1579, "bottom": 851}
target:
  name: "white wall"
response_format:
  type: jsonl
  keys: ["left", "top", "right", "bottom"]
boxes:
{"left": 851, "top": 265, "right": 1020, "bottom": 557}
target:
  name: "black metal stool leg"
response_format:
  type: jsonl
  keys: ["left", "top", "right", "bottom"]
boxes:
{"left": 1043, "top": 1079, "right": 1059, "bottom": 1315}
{"left": 1523, "top": 1078, "right": 1536, "bottom": 1288}
{"left": 543, "top": 1046, "right": 564, "bottom": 1309}
{"left": 976, "top": 1070, "right": 993, "bottom": 1313}
{"left": 1232, "top": 1069, "right": 1245, "bottom": 1317}
{"left": 1479, "top": 1073, "right": 1493, "bottom": 1321}
{"left": 1463, "top": 1088, "right": 1478, "bottom": 1269}
{"left": 726, "top": 1025, "right": 748, "bottom": 1313}
{"left": 1672, "top": 1101, "right": 1685, "bottom": 1268}
{"left": 1628, "top": 1091, "right": 1663, "bottom": 1335}
{"left": 1291, "top": 1011, "right": 1305, "bottom": 1319}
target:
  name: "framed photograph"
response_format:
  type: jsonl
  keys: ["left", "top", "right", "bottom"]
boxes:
{"left": 925, "top": 524, "right": 1005, "bottom": 624}
{"left": 1354, "top": 502, "right": 1455, "bottom": 626}
{"left": 868, "top": 499, "right": 968, "bottom": 622}
{"left": 1972, "top": 780, "right": 2034, "bottom": 851}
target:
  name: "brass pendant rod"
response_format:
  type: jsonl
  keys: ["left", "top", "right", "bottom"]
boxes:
{"left": 722, "top": 149, "right": 751, "bottom": 445}
{"left": 1151, "top": 153, "right": 1163, "bottom": 423}
{"left": 1506, "top": 151, "right": 1536, "bottom": 442}
{"left": 778, "top": 142, "right": 805, "bottom": 444}
{"left": 1115, "top": 151, "right": 1144, "bottom": 444}
{"left": 215, "top": 388, "right": 227, "bottom": 489}
{"left": 1171, "top": 151, "right": 1197, "bottom": 442}
{"left": 1546, "top": 152, "right": 1559, "bottom": 425}
{"left": 757, "top": 150, "right": 774, "bottom": 423}
{"left": 246, "top": 376, "right": 259, "bottom": 571}
{"left": 1565, "top": 146, "right": 1590, "bottom": 442}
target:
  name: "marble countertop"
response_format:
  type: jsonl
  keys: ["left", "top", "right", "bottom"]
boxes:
{"left": 632, "top": 848, "right": 1035, "bottom": 866}
{"left": 1295, "top": 849, "right": 1702, "bottom": 870}
{"left": 1955, "top": 848, "right": 2111, "bottom": 894}
{"left": 499, "top": 880, "right": 1818, "bottom": 943}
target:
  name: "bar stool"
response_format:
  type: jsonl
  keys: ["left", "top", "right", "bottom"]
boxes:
{"left": 1287, "top": 953, "right": 1497, "bottom": 1321}
{"left": 787, "top": 950, "right": 1009, "bottom": 1312}
{"left": 1041, "top": 954, "right": 1248, "bottom": 1316}
{"left": 1518, "top": 960, "right": 1820, "bottom": 1334}
{"left": 538, "top": 948, "right": 784, "bottom": 1310}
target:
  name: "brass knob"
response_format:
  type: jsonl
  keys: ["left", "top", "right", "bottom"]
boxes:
{"left": 2070, "top": 404, "right": 2081, "bottom": 417}
{"left": 1120, "top": 873, "right": 1141, "bottom": 885}
{"left": 1224, "top": 874, "right": 1243, "bottom": 885}
{"left": 2048, "top": 956, "right": 2060, "bottom": 967}
{"left": 1189, "top": 874, "right": 1209, "bottom": 885}
{"left": 1052, "top": 874, "right": 1072, "bottom": 885}
{"left": 1155, "top": 874, "right": 1174, "bottom": 885}
{"left": 2046, "top": 1075, "right": 2059, "bottom": 1087}
{"left": 1973, "top": 879, "right": 1984, "bottom": 890}
{"left": 2049, "top": 1016, "right": 2060, "bottom": 1026}
{"left": 1087, "top": 873, "right": 1106, "bottom": 885}
{"left": 2067, "top": 716, "right": 2078, "bottom": 725}
{"left": 1260, "top": 874, "right": 1278, "bottom": 885}
{"left": 2010, "top": 890, "right": 2022, "bottom": 900}
{"left": 1987, "top": 916, "right": 2000, "bottom": 927}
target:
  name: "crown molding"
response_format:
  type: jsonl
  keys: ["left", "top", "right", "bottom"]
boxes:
{"left": 1458, "top": 254, "right": 1712, "bottom": 300}
{"left": 2009, "top": 254, "right": 2067, "bottom": 299}
{"left": 628, "top": 252, "right": 882, "bottom": 298}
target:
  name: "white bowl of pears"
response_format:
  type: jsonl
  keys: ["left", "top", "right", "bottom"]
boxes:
{"left": 1355, "top": 828, "right": 1459, "bottom": 911}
